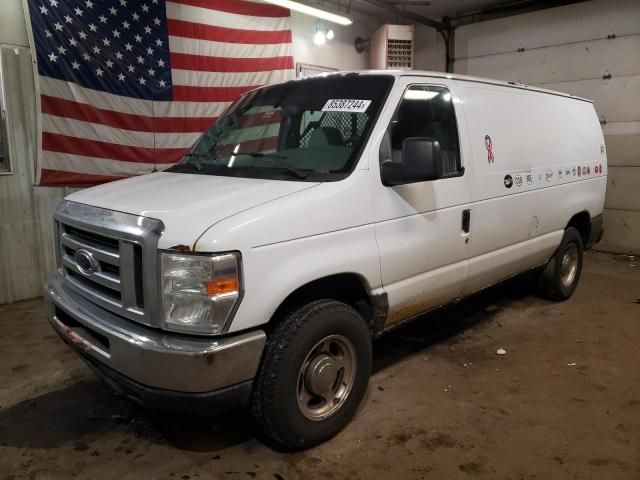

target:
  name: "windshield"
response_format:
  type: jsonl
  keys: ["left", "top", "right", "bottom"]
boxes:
{"left": 168, "top": 75, "right": 394, "bottom": 181}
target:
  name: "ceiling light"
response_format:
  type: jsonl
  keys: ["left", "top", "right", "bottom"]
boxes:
{"left": 313, "top": 31, "right": 326, "bottom": 45}
{"left": 262, "top": 0, "right": 353, "bottom": 26}
{"left": 326, "top": 29, "right": 334, "bottom": 40}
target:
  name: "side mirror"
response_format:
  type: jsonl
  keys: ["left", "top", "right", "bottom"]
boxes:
{"left": 381, "top": 137, "right": 442, "bottom": 186}
{"left": 380, "top": 160, "right": 403, "bottom": 186}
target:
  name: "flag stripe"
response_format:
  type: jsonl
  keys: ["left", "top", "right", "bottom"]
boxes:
{"left": 167, "top": 19, "right": 292, "bottom": 45}
{"left": 43, "top": 151, "right": 161, "bottom": 176}
{"left": 169, "top": 0, "right": 290, "bottom": 17}
{"left": 42, "top": 114, "right": 201, "bottom": 149}
{"left": 42, "top": 95, "right": 279, "bottom": 136}
{"left": 171, "top": 52, "right": 294, "bottom": 73}
{"left": 42, "top": 111, "right": 280, "bottom": 148}
{"left": 43, "top": 113, "right": 153, "bottom": 148}
{"left": 41, "top": 95, "right": 214, "bottom": 133}
{"left": 166, "top": 2, "right": 290, "bottom": 31}
{"left": 172, "top": 85, "right": 259, "bottom": 102}
{"left": 42, "top": 136, "right": 280, "bottom": 182}
{"left": 40, "top": 77, "right": 232, "bottom": 119}
{"left": 168, "top": 35, "right": 290, "bottom": 59}
{"left": 43, "top": 132, "right": 188, "bottom": 164}
{"left": 153, "top": 100, "right": 231, "bottom": 119}
{"left": 40, "top": 77, "right": 153, "bottom": 116}
{"left": 171, "top": 68, "right": 292, "bottom": 87}
{"left": 40, "top": 169, "right": 128, "bottom": 187}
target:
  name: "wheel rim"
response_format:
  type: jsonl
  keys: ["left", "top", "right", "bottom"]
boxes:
{"left": 296, "top": 335, "right": 357, "bottom": 422}
{"left": 560, "top": 243, "right": 579, "bottom": 288}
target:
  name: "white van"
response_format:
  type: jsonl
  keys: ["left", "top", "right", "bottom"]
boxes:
{"left": 45, "top": 70, "right": 606, "bottom": 450}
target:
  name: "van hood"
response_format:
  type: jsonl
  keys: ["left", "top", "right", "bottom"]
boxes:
{"left": 65, "top": 172, "right": 320, "bottom": 249}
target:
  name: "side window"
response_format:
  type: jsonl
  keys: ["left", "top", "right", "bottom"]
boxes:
{"left": 388, "top": 85, "right": 461, "bottom": 178}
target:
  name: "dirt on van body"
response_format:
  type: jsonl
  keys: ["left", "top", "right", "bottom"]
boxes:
{"left": 0, "top": 251, "right": 638, "bottom": 479}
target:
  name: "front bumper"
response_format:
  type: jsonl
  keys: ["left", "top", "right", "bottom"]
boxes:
{"left": 45, "top": 275, "right": 266, "bottom": 411}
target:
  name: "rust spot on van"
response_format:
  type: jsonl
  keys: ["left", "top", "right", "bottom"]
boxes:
{"left": 371, "top": 292, "right": 389, "bottom": 338}
{"left": 168, "top": 244, "right": 191, "bottom": 252}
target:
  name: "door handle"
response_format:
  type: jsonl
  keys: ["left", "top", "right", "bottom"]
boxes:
{"left": 462, "top": 209, "right": 471, "bottom": 234}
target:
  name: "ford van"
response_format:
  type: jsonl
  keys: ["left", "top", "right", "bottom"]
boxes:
{"left": 45, "top": 71, "right": 606, "bottom": 450}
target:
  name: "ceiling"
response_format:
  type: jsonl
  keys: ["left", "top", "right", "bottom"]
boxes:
{"left": 327, "top": 0, "right": 584, "bottom": 25}
{"left": 362, "top": 0, "right": 515, "bottom": 19}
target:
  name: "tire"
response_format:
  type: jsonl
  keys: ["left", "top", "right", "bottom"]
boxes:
{"left": 251, "top": 299, "right": 372, "bottom": 451}
{"left": 537, "top": 226, "right": 584, "bottom": 301}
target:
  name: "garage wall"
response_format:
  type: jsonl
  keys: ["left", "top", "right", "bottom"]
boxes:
{"left": 454, "top": 0, "right": 640, "bottom": 254}
{"left": 0, "top": 0, "right": 75, "bottom": 304}
{"left": 414, "top": 26, "right": 446, "bottom": 72}
{"left": 0, "top": 0, "right": 28, "bottom": 47}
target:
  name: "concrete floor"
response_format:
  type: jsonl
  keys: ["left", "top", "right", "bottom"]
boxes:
{"left": 0, "top": 251, "right": 638, "bottom": 480}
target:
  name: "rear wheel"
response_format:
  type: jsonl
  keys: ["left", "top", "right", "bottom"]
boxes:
{"left": 537, "top": 226, "right": 584, "bottom": 300}
{"left": 251, "top": 299, "right": 372, "bottom": 450}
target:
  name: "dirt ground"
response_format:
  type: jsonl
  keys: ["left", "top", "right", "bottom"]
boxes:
{"left": 0, "top": 251, "right": 638, "bottom": 480}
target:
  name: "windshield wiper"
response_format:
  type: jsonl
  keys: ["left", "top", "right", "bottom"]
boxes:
{"left": 181, "top": 152, "right": 210, "bottom": 171}
{"left": 237, "top": 152, "right": 308, "bottom": 179}
{"left": 244, "top": 152, "right": 288, "bottom": 159}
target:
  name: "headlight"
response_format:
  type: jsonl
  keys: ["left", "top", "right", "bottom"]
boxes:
{"left": 160, "top": 252, "right": 241, "bottom": 334}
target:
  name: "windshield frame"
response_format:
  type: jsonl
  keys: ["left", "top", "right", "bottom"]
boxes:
{"left": 167, "top": 74, "right": 396, "bottom": 182}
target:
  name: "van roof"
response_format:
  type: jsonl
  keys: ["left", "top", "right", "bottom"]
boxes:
{"left": 303, "top": 69, "right": 593, "bottom": 103}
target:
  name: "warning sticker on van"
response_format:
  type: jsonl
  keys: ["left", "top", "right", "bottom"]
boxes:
{"left": 322, "top": 99, "right": 371, "bottom": 113}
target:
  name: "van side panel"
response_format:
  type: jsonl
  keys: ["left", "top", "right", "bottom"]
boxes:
{"left": 464, "top": 179, "right": 605, "bottom": 294}
{"left": 456, "top": 81, "right": 606, "bottom": 294}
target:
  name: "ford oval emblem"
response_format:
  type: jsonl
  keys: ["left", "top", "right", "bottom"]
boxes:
{"left": 75, "top": 249, "right": 99, "bottom": 275}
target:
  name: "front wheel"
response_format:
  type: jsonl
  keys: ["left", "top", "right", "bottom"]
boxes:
{"left": 537, "top": 226, "right": 584, "bottom": 300}
{"left": 251, "top": 300, "right": 372, "bottom": 450}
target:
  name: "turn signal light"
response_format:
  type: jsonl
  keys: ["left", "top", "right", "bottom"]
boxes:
{"left": 207, "top": 278, "right": 239, "bottom": 295}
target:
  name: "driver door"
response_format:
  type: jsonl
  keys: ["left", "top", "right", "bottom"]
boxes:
{"left": 372, "top": 78, "right": 474, "bottom": 326}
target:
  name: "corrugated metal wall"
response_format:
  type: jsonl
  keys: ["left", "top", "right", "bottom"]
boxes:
{"left": 454, "top": 0, "right": 640, "bottom": 254}
{"left": 0, "top": 46, "right": 76, "bottom": 304}
{"left": 0, "top": 0, "right": 77, "bottom": 304}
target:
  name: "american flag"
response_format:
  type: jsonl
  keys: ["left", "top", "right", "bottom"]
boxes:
{"left": 27, "top": 0, "right": 294, "bottom": 186}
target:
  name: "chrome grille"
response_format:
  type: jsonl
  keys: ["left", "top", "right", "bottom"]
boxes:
{"left": 55, "top": 201, "right": 164, "bottom": 327}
